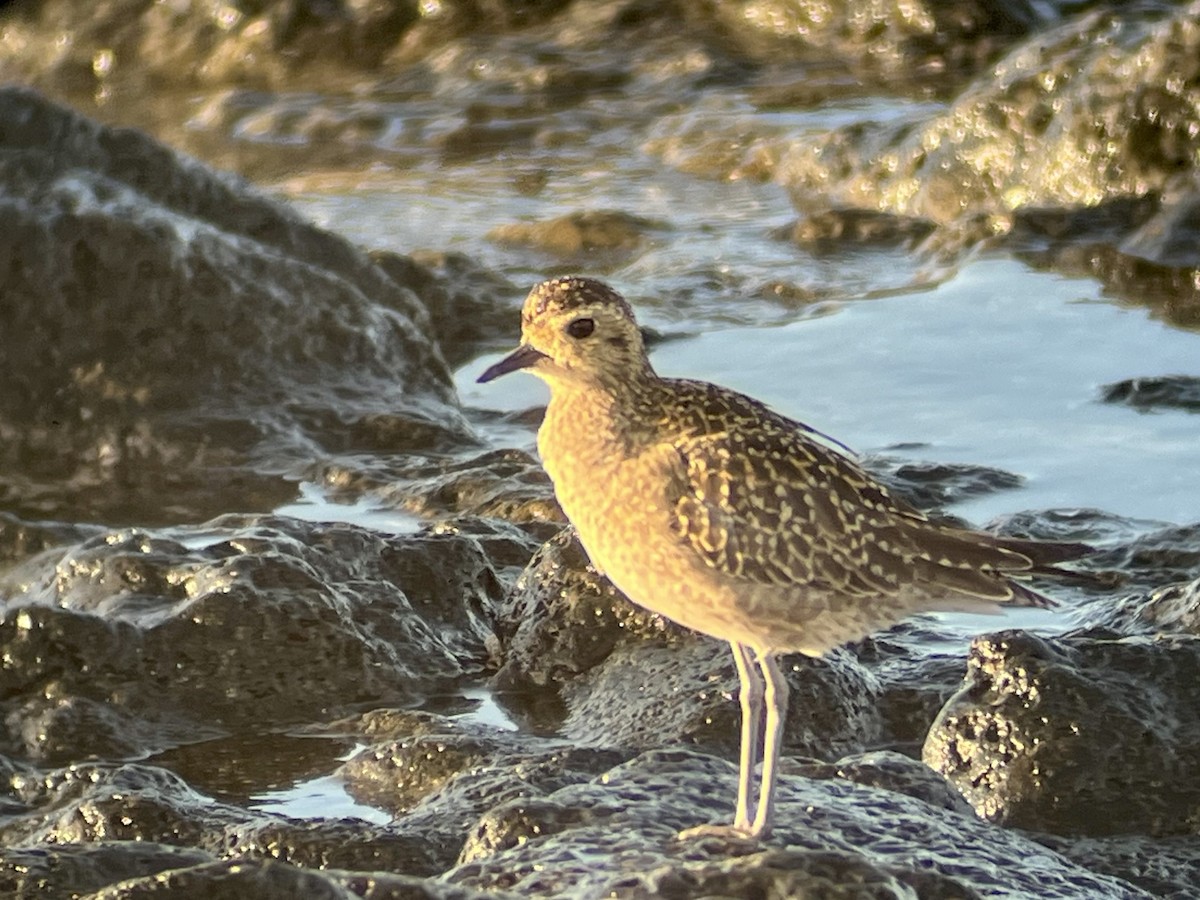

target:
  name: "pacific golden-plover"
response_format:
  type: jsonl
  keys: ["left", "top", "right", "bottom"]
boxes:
{"left": 478, "top": 275, "right": 1089, "bottom": 840}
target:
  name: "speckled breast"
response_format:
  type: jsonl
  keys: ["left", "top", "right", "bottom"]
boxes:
{"left": 537, "top": 392, "right": 769, "bottom": 646}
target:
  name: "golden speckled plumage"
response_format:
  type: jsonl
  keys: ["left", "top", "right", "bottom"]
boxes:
{"left": 478, "top": 275, "right": 1090, "bottom": 840}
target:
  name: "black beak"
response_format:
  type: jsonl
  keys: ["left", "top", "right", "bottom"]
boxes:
{"left": 477, "top": 343, "right": 548, "bottom": 383}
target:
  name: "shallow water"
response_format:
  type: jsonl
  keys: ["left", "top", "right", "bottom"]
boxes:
{"left": 252, "top": 763, "right": 393, "bottom": 825}
{"left": 276, "top": 481, "right": 424, "bottom": 535}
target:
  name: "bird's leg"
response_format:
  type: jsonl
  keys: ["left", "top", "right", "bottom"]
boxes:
{"left": 730, "top": 641, "right": 763, "bottom": 832}
{"left": 675, "top": 642, "right": 766, "bottom": 843}
{"left": 748, "top": 652, "right": 789, "bottom": 839}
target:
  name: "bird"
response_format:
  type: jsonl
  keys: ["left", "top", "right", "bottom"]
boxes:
{"left": 477, "top": 275, "right": 1091, "bottom": 840}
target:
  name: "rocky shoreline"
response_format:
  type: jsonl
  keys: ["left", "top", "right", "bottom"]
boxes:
{"left": 3, "top": 1, "right": 1200, "bottom": 897}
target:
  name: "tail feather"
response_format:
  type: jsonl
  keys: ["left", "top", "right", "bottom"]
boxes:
{"left": 911, "top": 527, "right": 1100, "bottom": 610}
{"left": 986, "top": 534, "right": 1094, "bottom": 569}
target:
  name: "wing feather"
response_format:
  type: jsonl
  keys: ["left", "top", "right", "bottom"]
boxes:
{"left": 658, "top": 380, "right": 1075, "bottom": 608}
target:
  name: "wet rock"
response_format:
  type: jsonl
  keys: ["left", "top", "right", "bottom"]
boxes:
{"left": 449, "top": 748, "right": 1149, "bottom": 898}
{"left": 337, "top": 714, "right": 629, "bottom": 834}
{"left": 865, "top": 455, "right": 1025, "bottom": 514}
{"left": 3, "top": 760, "right": 447, "bottom": 876}
{"left": 0, "top": 842, "right": 213, "bottom": 900}
{"left": 318, "top": 449, "right": 560, "bottom": 524}
{"left": 1036, "top": 833, "right": 1200, "bottom": 900}
{"left": 81, "top": 858, "right": 355, "bottom": 900}
{"left": 487, "top": 210, "right": 667, "bottom": 263}
{"left": 1078, "top": 577, "right": 1200, "bottom": 638}
{"left": 696, "top": 0, "right": 1049, "bottom": 87}
{"left": 985, "top": 507, "right": 1157, "bottom": 551}
{"left": 1084, "top": 521, "right": 1200, "bottom": 593}
{"left": 924, "top": 629, "right": 1200, "bottom": 837}
{"left": 493, "top": 526, "right": 903, "bottom": 762}
{"left": 342, "top": 730, "right": 505, "bottom": 819}
{"left": 795, "top": 749, "right": 974, "bottom": 816}
{"left": 561, "top": 637, "right": 884, "bottom": 763}
{"left": 0, "top": 1, "right": 729, "bottom": 175}
{"left": 490, "top": 516, "right": 1114, "bottom": 771}
{"left": 0, "top": 514, "right": 504, "bottom": 762}
{"left": 1101, "top": 375, "right": 1200, "bottom": 413}
{"left": 786, "top": 209, "right": 936, "bottom": 247}
{"left": 0, "top": 514, "right": 100, "bottom": 568}
{"left": 373, "top": 250, "right": 521, "bottom": 369}
{"left": 492, "top": 527, "right": 676, "bottom": 693}
{"left": 779, "top": 3, "right": 1200, "bottom": 231}
{"left": 1, "top": 0, "right": 1032, "bottom": 144}
{"left": 0, "top": 0, "right": 424, "bottom": 96}
{"left": 854, "top": 633, "right": 973, "bottom": 751}
{"left": 84, "top": 856, "right": 516, "bottom": 900}
{"left": 0, "top": 86, "right": 469, "bottom": 524}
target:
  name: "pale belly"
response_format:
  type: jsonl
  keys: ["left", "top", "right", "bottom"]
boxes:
{"left": 542, "top": 439, "right": 772, "bottom": 647}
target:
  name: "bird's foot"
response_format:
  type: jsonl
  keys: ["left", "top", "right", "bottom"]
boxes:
{"left": 675, "top": 822, "right": 765, "bottom": 847}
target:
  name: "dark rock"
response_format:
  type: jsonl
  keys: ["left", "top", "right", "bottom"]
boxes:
{"left": 0, "top": 842, "right": 214, "bottom": 900}
{"left": 0, "top": 513, "right": 100, "bottom": 567}
{"left": 1078, "top": 577, "right": 1200, "bottom": 637}
{"left": 924, "top": 629, "right": 1200, "bottom": 837}
{"left": 779, "top": 3, "right": 1200, "bottom": 237}
{"left": 342, "top": 731, "right": 501, "bottom": 819}
{"left": 3, "top": 760, "right": 448, "bottom": 877}
{"left": 81, "top": 857, "right": 358, "bottom": 900}
{"left": 1036, "top": 833, "right": 1200, "bottom": 900}
{"left": 495, "top": 523, "right": 1118, "bottom": 768}
{"left": 693, "top": 0, "right": 1050, "bottom": 88}
{"left": 487, "top": 210, "right": 668, "bottom": 263}
{"left": 374, "top": 250, "right": 520, "bottom": 369}
{"left": 0, "top": 514, "right": 505, "bottom": 762}
{"left": 560, "top": 638, "right": 883, "bottom": 763}
{"left": 1083, "top": 521, "right": 1200, "bottom": 593}
{"left": 83, "top": 856, "right": 518, "bottom": 900}
{"left": 982, "top": 507, "right": 1139, "bottom": 546}
{"left": 794, "top": 749, "right": 974, "bottom": 815}
{"left": 492, "top": 526, "right": 669, "bottom": 693}
{"left": 1101, "top": 376, "right": 1200, "bottom": 413}
{"left": 786, "top": 209, "right": 936, "bottom": 247}
{"left": 317, "top": 450, "right": 560, "bottom": 525}
{"left": 639, "top": 847, "right": 981, "bottom": 900}
{"left": 448, "top": 748, "right": 1150, "bottom": 898}
{"left": 493, "top": 526, "right": 942, "bottom": 764}
{"left": 852, "top": 631, "right": 977, "bottom": 751}
{"left": 864, "top": 455, "right": 1025, "bottom": 514}
{"left": 0, "top": 2, "right": 722, "bottom": 176}
{"left": 1, "top": 0, "right": 424, "bottom": 95}
{"left": 0, "top": 86, "right": 469, "bottom": 524}
{"left": 339, "top": 715, "right": 629, "bottom": 835}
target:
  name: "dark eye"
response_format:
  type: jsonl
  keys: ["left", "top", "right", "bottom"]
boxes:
{"left": 566, "top": 317, "right": 595, "bottom": 339}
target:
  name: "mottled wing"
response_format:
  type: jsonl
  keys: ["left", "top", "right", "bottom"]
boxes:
{"left": 664, "top": 393, "right": 1046, "bottom": 604}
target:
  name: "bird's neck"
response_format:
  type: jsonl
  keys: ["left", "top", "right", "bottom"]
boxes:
{"left": 541, "top": 363, "right": 663, "bottom": 456}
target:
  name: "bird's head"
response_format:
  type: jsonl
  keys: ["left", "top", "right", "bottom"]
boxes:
{"left": 477, "top": 276, "right": 651, "bottom": 390}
